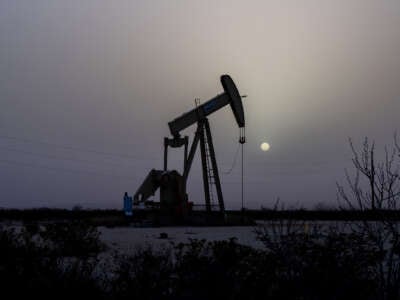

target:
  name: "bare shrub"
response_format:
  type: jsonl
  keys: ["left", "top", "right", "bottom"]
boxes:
{"left": 337, "top": 136, "right": 400, "bottom": 300}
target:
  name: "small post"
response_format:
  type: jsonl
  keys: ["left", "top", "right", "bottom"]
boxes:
{"left": 163, "top": 137, "right": 168, "bottom": 171}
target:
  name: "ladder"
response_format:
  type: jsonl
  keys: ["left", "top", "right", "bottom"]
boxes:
{"left": 203, "top": 126, "right": 216, "bottom": 208}
{"left": 199, "top": 118, "right": 225, "bottom": 213}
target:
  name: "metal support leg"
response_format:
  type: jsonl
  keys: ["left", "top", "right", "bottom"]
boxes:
{"left": 199, "top": 123, "right": 212, "bottom": 212}
{"left": 183, "top": 131, "right": 201, "bottom": 180}
{"left": 204, "top": 119, "right": 225, "bottom": 213}
{"left": 183, "top": 136, "right": 188, "bottom": 173}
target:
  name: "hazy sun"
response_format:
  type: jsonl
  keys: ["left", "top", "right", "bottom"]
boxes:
{"left": 260, "top": 142, "right": 270, "bottom": 152}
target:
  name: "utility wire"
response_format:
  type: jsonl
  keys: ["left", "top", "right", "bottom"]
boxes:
{"left": 0, "top": 145, "right": 147, "bottom": 168}
{"left": 0, "top": 125, "right": 141, "bottom": 149}
{"left": 0, "top": 159, "right": 135, "bottom": 181}
{"left": 0, "top": 158, "right": 267, "bottom": 185}
{"left": 0, "top": 135, "right": 156, "bottom": 161}
{"left": 221, "top": 143, "right": 241, "bottom": 174}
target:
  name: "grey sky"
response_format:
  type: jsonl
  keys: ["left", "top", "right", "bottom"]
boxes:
{"left": 1, "top": 0, "right": 399, "bottom": 209}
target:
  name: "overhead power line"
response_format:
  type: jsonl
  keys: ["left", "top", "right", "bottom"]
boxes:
{"left": 0, "top": 145, "right": 146, "bottom": 168}
{"left": 0, "top": 135, "right": 156, "bottom": 161}
{"left": 0, "top": 159, "right": 135, "bottom": 181}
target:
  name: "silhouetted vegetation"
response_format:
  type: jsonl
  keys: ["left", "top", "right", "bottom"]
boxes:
{"left": 0, "top": 221, "right": 106, "bottom": 300}
{"left": 336, "top": 136, "right": 400, "bottom": 300}
{"left": 2, "top": 136, "right": 400, "bottom": 299}
{"left": 1, "top": 220, "right": 400, "bottom": 300}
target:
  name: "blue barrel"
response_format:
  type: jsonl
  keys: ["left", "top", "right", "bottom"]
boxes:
{"left": 123, "top": 194, "right": 132, "bottom": 216}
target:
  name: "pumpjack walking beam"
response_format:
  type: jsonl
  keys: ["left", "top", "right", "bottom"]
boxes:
{"left": 168, "top": 75, "right": 245, "bottom": 139}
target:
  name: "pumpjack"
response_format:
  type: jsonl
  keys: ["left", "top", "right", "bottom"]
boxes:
{"left": 133, "top": 75, "right": 245, "bottom": 221}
